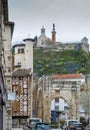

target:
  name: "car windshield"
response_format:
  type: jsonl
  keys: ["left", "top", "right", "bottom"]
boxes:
{"left": 30, "top": 119, "right": 40, "bottom": 124}
{"left": 73, "top": 123, "right": 83, "bottom": 127}
{"left": 69, "top": 121, "right": 78, "bottom": 126}
{"left": 36, "top": 123, "right": 51, "bottom": 130}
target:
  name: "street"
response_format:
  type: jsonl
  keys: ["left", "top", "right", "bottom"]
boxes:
{"left": 17, "top": 128, "right": 62, "bottom": 130}
{"left": 13, "top": 128, "right": 62, "bottom": 130}
{"left": 16, "top": 127, "right": 63, "bottom": 130}
{"left": 52, "top": 128, "right": 62, "bottom": 130}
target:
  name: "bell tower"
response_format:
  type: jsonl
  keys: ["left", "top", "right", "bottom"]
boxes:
{"left": 52, "top": 23, "right": 56, "bottom": 43}
{"left": 41, "top": 26, "right": 45, "bottom": 35}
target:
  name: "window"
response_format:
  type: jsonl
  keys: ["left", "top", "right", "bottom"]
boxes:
{"left": 12, "top": 119, "right": 18, "bottom": 127}
{"left": 55, "top": 106, "right": 59, "bottom": 110}
{"left": 7, "top": 80, "right": 10, "bottom": 84}
{"left": 64, "top": 106, "right": 68, "bottom": 111}
{"left": 18, "top": 49, "right": 20, "bottom": 53}
{"left": 41, "top": 40, "right": 44, "bottom": 45}
{"left": 12, "top": 101, "right": 20, "bottom": 112}
{"left": 24, "top": 106, "right": 27, "bottom": 112}
{"left": 20, "top": 119, "right": 26, "bottom": 124}
{"left": 72, "top": 81, "right": 76, "bottom": 85}
{"left": 8, "top": 68, "right": 11, "bottom": 72}
{"left": 18, "top": 48, "right": 24, "bottom": 54}
{"left": 23, "top": 83, "right": 27, "bottom": 88}
{"left": 7, "top": 56, "right": 11, "bottom": 61}
{"left": 17, "top": 85, "right": 21, "bottom": 95}
{"left": 71, "top": 86, "right": 77, "bottom": 91}
{"left": 23, "top": 89, "right": 27, "bottom": 94}
{"left": 21, "top": 48, "right": 24, "bottom": 53}
{"left": 23, "top": 101, "right": 27, "bottom": 105}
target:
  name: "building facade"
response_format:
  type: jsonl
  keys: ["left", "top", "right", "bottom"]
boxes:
{"left": 33, "top": 75, "right": 51, "bottom": 123}
{"left": 12, "top": 38, "right": 34, "bottom": 71}
{"left": 50, "top": 74, "right": 85, "bottom": 121}
{"left": 35, "top": 24, "right": 89, "bottom": 54}
{"left": 33, "top": 74, "right": 86, "bottom": 123}
{"left": 59, "top": 37, "right": 89, "bottom": 54}
{"left": 4, "top": 22, "right": 14, "bottom": 130}
{"left": 12, "top": 38, "right": 34, "bottom": 128}
{"left": 0, "top": 0, "right": 14, "bottom": 130}
{"left": 37, "top": 26, "right": 52, "bottom": 48}
{"left": 12, "top": 69, "right": 32, "bottom": 127}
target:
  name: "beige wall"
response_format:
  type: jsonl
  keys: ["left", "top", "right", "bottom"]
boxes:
{"left": 3, "top": 24, "right": 13, "bottom": 130}
{"left": 34, "top": 75, "right": 85, "bottom": 122}
{"left": 25, "top": 40, "right": 33, "bottom": 71}
{"left": 14, "top": 40, "right": 33, "bottom": 71}
{"left": 14, "top": 46, "right": 25, "bottom": 69}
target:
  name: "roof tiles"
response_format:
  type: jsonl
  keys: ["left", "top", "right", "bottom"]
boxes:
{"left": 12, "top": 69, "right": 31, "bottom": 77}
{"left": 51, "top": 74, "right": 83, "bottom": 79}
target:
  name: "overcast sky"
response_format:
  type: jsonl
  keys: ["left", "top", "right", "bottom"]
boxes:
{"left": 8, "top": 0, "right": 90, "bottom": 45}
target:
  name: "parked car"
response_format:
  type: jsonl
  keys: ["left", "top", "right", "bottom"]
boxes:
{"left": 26, "top": 117, "right": 42, "bottom": 129}
{"left": 34, "top": 122, "right": 51, "bottom": 130}
{"left": 64, "top": 119, "right": 79, "bottom": 130}
{"left": 69, "top": 123, "right": 83, "bottom": 130}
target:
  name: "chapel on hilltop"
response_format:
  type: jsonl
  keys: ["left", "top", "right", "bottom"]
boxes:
{"left": 35, "top": 24, "right": 89, "bottom": 54}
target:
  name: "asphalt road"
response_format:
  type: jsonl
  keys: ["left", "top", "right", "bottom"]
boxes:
{"left": 52, "top": 128, "right": 62, "bottom": 130}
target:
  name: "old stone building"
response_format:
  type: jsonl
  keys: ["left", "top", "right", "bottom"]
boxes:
{"left": 12, "top": 69, "right": 32, "bottom": 127}
{"left": 50, "top": 73, "right": 85, "bottom": 121}
{"left": 12, "top": 38, "right": 34, "bottom": 128}
{"left": 12, "top": 38, "right": 34, "bottom": 71}
{"left": 37, "top": 26, "right": 52, "bottom": 48}
{"left": 35, "top": 24, "right": 89, "bottom": 54}
{"left": 33, "top": 74, "right": 86, "bottom": 122}
{"left": 33, "top": 75, "right": 51, "bottom": 123}
{"left": 59, "top": 37, "right": 89, "bottom": 54}
{"left": 0, "top": 0, "right": 14, "bottom": 130}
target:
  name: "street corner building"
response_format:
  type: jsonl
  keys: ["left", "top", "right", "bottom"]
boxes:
{"left": 12, "top": 69, "right": 33, "bottom": 127}
{"left": 0, "top": 0, "right": 14, "bottom": 130}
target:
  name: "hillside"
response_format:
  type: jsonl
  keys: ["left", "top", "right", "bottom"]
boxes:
{"left": 33, "top": 48, "right": 90, "bottom": 77}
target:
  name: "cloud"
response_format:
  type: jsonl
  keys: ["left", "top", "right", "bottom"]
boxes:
{"left": 8, "top": 0, "right": 90, "bottom": 44}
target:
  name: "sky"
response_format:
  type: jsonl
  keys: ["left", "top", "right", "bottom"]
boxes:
{"left": 8, "top": 0, "right": 90, "bottom": 45}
